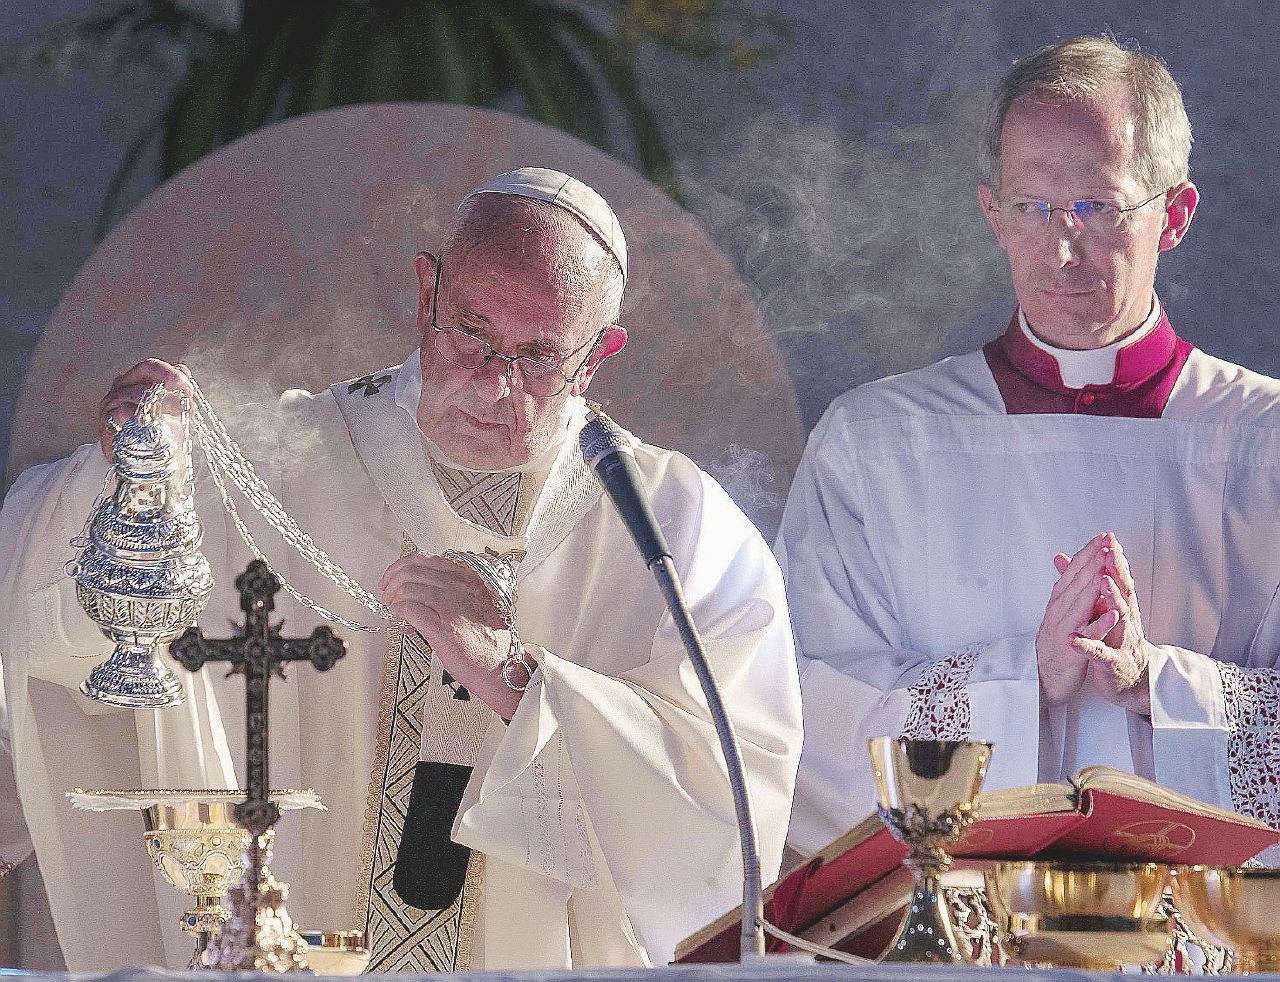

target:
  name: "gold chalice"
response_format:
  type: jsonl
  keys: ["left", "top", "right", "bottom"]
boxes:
{"left": 68, "top": 789, "right": 323, "bottom": 968}
{"left": 868, "top": 737, "right": 993, "bottom": 963}
{"left": 985, "top": 861, "right": 1173, "bottom": 969}
{"left": 143, "top": 800, "right": 268, "bottom": 968}
{"left": 1173, "top": 866, "right": 1280, "bottom": 973}
{"left": 300, "top": 931, "right": 370, "bottom": 975}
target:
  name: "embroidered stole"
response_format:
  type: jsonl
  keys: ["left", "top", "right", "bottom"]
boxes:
{"left": 359, "top": 538, "right": 493, "bottom": 972}
{"left": 333, "top": 370, "right": 608, "bottom": 972}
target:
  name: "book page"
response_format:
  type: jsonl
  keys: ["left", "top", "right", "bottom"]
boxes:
{"left": 1076, "top": 765, "right": 1273, "bottom": 829}
{"left": 975, "top": 781, "right": 1076, "bottom": 819}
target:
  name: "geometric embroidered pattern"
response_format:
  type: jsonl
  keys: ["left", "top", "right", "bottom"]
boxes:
{"left": 430, "top": 460, "right": 523, "bottom": 537}
{"left": 1216, "top": 662, "right": 1280, "bottom": 831}
{"left": 901, "top": 645, "right": 980, "bottom": 740}
{"left": 363, "top": 626, "right": 465, "bottom": 972}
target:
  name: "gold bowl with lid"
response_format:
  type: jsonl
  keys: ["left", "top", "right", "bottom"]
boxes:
{"left": 985, "top": 860, "right": 1173, "bottom": 969}
{"left": 1173, "top": 866, "right": 1280, "bottom": 973}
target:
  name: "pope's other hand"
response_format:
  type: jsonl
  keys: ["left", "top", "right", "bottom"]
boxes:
{"left": 1075, "top": 533, "right": 1152, "bottom": 716}
{"left": 379, "top": 551, "right": 532, "bottom": 719}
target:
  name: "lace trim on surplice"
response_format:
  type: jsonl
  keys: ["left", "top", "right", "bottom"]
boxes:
{"left": 1216, "top": 661, "right": 1280, "bottom": 830}
{"left": 900, "top": 646, "right": 979, "bottom": 740}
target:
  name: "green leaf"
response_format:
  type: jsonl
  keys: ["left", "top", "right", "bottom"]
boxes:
{"left": 480, "top": 2, "right": 568, "bottom": 131}
{"left": 292, "top": 1, "right": 358, "bottom": 114}
{"left": 417, "top": 2, "right": 470, "bottom": 104}
{"left": 449, "top": 3, "right": 503, "bottom": 103}
{"left": 505, "top": 4, "right": 610, "bottom": 151}
{"left": 228, "top": 7, "right": 300, "bottom": 136}
{"left": 364, "top": 23, "right": 403, "bottom": 103}
{"left": 396, "top": 2, "right": 437, "bottom": 102}
{"left": 549, "top": 7, "right": 680, "bottom": 199}
{"left": 161, "top": 42, "right": 239, "bottom": 177}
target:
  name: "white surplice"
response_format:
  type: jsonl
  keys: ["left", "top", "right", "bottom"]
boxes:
{"left": 779, "top": 344, "right": 1280, "bottom": 855}
{"left": 0, "top": 355, "right": 801, "bottom": 970}
{"left": 0, "top": 665, "right": 33, "bottom": 877}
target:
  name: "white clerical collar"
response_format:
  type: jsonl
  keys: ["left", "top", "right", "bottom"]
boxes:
{"left": 394, "top": 348, "right": 579, "bottom": 476}
{"left": 1018, "top": 297, "right": 1162, "bottom": 389}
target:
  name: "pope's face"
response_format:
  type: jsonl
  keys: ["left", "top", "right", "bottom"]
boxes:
{"left": 979, "top": 89, "right": 1196, "bottom": 349}
{"left": 414, "top": 244, "right": 625, "bottom": 471}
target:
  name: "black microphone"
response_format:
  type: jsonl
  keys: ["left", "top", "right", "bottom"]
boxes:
{"left": 579, "top": 406, "right": 766, "bottom": 959}
{"left": 579, "top": 410, "right": 672, "bottom": 568}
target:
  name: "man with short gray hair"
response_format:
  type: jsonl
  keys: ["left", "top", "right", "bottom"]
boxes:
{"left": 783, "top": 37, "right": 1280, "bottom": 854}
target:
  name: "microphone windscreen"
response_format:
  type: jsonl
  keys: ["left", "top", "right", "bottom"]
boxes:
{"left": 579, "top": 412, "right": 632, "bottom": 467}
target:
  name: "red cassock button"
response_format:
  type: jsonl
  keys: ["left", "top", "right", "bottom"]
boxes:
{"left": 1081, "top": 392, "right": 1097, "bottom": 406}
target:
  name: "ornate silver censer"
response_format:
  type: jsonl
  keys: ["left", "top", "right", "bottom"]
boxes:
{"left": 67, "top": 378, "right": 396, "bottom": 708}
{"left": 68, "top": 385, "right": 212, "bottom": 708}
{"left": 67, "top": 373, "right": 499, "bottom": 709}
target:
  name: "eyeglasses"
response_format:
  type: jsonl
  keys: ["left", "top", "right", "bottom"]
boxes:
{"left": 427, "top": 257, "right": 607, "bottom": 398}
{"left": 990, "top": 189, "right": 1169, "bottom": 233}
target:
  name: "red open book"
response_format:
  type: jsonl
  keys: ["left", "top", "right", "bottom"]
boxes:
{"left": 674, "top": 765, "right": 1280, "bottom": 964}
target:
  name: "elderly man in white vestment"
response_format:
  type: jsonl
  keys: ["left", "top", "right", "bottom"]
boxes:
{"left": 782, "top": 37, "right": 1280, "bottom": 855}
{"left": 0, "top": 168, "right": 802, "bottom": 971}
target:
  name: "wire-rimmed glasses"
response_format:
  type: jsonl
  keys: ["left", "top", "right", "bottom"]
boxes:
{"left": 427, "top": 256, "right": 606, "bottom": 398}
{"left": 990, "top": 188, "right": 1170, "bottom": 234}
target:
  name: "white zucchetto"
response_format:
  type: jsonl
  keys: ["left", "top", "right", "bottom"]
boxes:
{"left": 462, "top": 166, "right": 628, "bottom": 282}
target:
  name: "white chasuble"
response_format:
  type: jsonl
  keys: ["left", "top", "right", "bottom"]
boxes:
{"left": 332, "top": 366, "right": 596, "bottom": 973}
{"left": 781, "top": 345, "right": 1280, "bottom": 856}
{"left": 0, "top": 356, "right": 802, "bottom": 972}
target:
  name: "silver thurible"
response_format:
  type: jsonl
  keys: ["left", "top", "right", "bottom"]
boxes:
{"left": 69, "top": 384, "right": 213, "bottom": 708}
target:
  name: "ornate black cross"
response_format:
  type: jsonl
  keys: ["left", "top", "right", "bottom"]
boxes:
{"left": 171, "top": 559, "right": 346, "bottom": 833}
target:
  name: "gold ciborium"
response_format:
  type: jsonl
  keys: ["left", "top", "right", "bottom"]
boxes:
{"left": 1173, "top": 866, "right": 1280, "bottom": 973}
{"left": 868, "top": 737, "right": 992, "bottom": 963}
{"left": 68, "top": 789, "right": 323, "bottom": 968}
{"left": 985, "top": 861, "right": 1173, "bottom": 969}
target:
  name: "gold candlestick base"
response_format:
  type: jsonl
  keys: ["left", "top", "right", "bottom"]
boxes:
{"left": 203, "top": 834, "right": 310, "bottom": 973}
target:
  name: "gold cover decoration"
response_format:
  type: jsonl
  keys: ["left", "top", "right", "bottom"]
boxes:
{"left": 1173, "top": 866, "right": 1280, "bottom": 973}
{"left": 984, "top": 860, "right": 1173, "bottom": 969}
{"left": 868, "top": 736, "right": 992, "bottom": 963}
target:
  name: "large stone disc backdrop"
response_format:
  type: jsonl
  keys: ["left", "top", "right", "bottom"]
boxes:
{"left": 11, "top": 103, "right": 801, "bottom": 536}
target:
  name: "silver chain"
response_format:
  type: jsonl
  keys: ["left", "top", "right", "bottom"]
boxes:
{"left": 183, "top": 379, "right": 393, "bottom": 634}
{"left": 65, "top": 469, "right": 116, "bottom": 575}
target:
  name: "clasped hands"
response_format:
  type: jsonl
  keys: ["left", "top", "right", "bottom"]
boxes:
{"left": 1036, "top": 531, "right": 1152, "bottom": 716}
{"left": 380, "top": 552, "right": 532, "bottom": 720}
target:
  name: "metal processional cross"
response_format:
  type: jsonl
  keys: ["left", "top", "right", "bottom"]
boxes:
{"left": 171, "top": 559, "right": 347, "bottom": 972}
